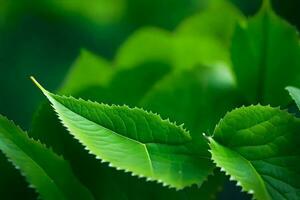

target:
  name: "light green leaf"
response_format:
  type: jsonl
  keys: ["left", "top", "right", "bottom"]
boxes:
{"left": 115, "top": 27, "right": 230, "bottom": 70}
{"left": 114, "top": 27, "right": 173, "bottom": 69}
{"left": 210, "top": 105, "right": 300, "bottom": 200}
{"left": 30, "top": 60, "right": 172, "bottom": 199}
{"left": 31, "top": 77, "right": 214, "bottom": 189}
{"left": 30, "top": 105, "right": 224, "bottom": 200}
{"left": 176, "top": 0, "right": 243, "bottom": 47}
{"left": 286, "top": 86, "right": 300, "bottom": 111}
{"left": 231, "top": 5, "right": 300, "bottom": 105}
{"left": 172, "top": 36, "right": 230, "bottom": 69}
{"left": 0, "top": 115, "right": 94, "bottom": 200}
{"left": 59, "top": 49, "right": 113, "bottom": 95}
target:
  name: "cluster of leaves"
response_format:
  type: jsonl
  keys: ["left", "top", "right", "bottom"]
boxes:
{"left": 1, "top": 0, "right": 300, "bottom": 199}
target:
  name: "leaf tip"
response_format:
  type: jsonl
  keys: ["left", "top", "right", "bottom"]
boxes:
{"left": 30, "top": 76, "right": 48, "bottom": 95}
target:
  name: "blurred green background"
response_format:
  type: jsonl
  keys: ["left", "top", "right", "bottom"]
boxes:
{"left": 0, "top": 0, "right": 299, "bottom": 199}
{"left": 2, "top": 0, "right": 300, "bottom": 129}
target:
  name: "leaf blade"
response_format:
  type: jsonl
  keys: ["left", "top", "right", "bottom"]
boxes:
{"left": 32, "top": 77, "right": 214, "bottom": 189}
{"left": 210, "top": 105, "right": 300, "bottom": 199}
{"left": 0, "top": 114, "right": 94, "bottom": 200}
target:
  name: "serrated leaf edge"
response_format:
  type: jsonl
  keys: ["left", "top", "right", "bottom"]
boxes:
{"left": 31, "top": 77, "right": 214, "bottom": 190}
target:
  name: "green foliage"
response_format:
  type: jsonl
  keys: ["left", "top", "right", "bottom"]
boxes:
{"left": 140, "top": 65, "right": 240, "bottom": 136}
{"left": 231, "top": 3, "right": 300, "bottom": 106}
{"left": 210, "top": 105, "right": 300, "bottom": 199}
{"left": 32, "top": 77, "right": 214, "bottom": 189}
{"left": 0, "top": 115, "right": 93, "bottom": 200}
{"left": 176, "top": 0, "right": 244, "bottom": 47}
{"left": 115, "top": 27, "right": 229, "bottom": 70}
{"left": 1, "top": 0, "right": 300, "bottom": 200}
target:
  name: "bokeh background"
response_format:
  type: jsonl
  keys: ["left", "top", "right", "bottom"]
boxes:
{"left": 0, "top": 0, "right": 299, "bottom": 199}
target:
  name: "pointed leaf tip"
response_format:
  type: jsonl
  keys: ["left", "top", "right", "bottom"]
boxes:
{"left": 30, "top": 76, "right": 48, "bottom": 95}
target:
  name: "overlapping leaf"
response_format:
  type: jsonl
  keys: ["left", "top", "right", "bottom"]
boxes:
{"left": 30, "top": 60, "right": 224, "bottom": 199}
{"left": 210, "top": 105, "right": 300, "bottom": 200}
{"left": 0, "top": 115, "right": 94, "bottom": 200}
{"left": 30, "top": 59, "right": 174, "bottom": 199}
{"left": 231, "top": 2, "right": 300, "bottom": 106}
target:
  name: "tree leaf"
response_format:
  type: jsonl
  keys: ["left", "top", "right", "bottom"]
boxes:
{"left": 30, "top": 62, "right": 222, "bottom": 199}
{"left": 286, "top": 86, "right": 300, "bottom": 111}
{"left": 231, "top": 4, "right": 300, "bottom": 106}
{"left": 59, "top": 49, "right": 113, "bottom": 95}
{"left": 31, "top": 77, "right": 214, "bottom": 189}
{"left": 210, "top": 105, "right": 300, "bottom": 200}
{"left": 30, "top": 105, "right": 224, "bottom": 200}
{"left": 0, "top": 115, "right": 94, "bottom": 200}
{"left": 30, "top": 60, "right": 173, "bottom": 199}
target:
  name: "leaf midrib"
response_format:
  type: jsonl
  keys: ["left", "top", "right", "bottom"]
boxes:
{"left": 220, "top": 141, "right": 270, "bottom": 200}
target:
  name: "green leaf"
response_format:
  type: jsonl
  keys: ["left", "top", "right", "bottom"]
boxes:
{"left": 176, "top": 0, "right": 243, "bottom": 47}
{"left": 30, "top": 106, "right": 224, "bottom": 200}
{"left": 102, "top": 61, "right": 171, "bottom": 106}
{"left": 115, "top": 27, "right": 173, "bottom": 69}
{"left": 140, "top": 65, "right": 242, "bottom": 135}
{"left": 231, "top": 5, "right": 300, "bottom": 105}
{"left": 31, "top": 77, "right": 214, "bottom": 189}
{"left": 286, "top": 86, "right": 300, "bottom": 111}
{"left": 30, "top": 60, "right": 173, "bottom": 199}
{"left": 172, "top": 36, "right": 230, "bottom": 69}
{"left": 0, "top": 115, "right": 94, "bottom": 200}
{"left": 59, "top": 49, "right": 113, "bottom": 95}
{"left": 61, "top": 61, "right": 171, "bottom": 107}
{"left": 210, "top": 105, "right": 300, "bottom": 200}
{"left": 29, "top": 62, "right": 222, "bottom": 199}
{"left": 115, "top": 27, "right": 230, "bottom": 70}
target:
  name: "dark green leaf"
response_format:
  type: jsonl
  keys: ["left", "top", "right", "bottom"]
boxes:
{"left": 231, "top": 4, "right": 300, "bottom": 105}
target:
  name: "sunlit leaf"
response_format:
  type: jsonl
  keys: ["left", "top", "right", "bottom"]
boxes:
{"left": 32, "top": 77, "right": 215, "bottom": 190}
